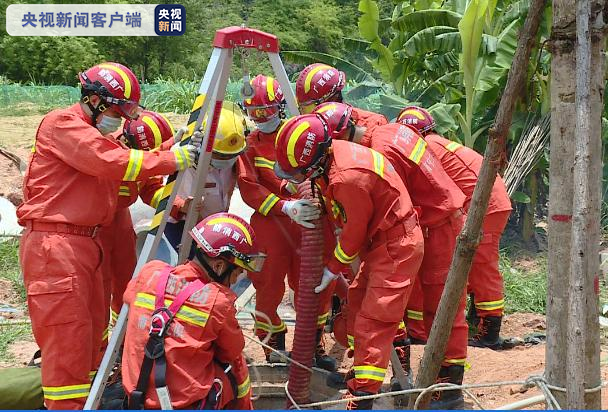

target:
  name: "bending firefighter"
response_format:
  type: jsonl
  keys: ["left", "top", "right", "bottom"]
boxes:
{"left": 275, "top": 114, "right": 424, "bottom": 409}
{"left": 237, "top": 75, "right": 337, "bottom": 371}
{"left": 318, "top": 102, "right": 469, "bottom": 409}
{"left": 122, "top": 213, "right": 262, "bottom": 409}
{"left": 17, "top": 62, "right": 199, "bottom": 410}
{"left": 398, "top": 106, "right": 513, "bottom": 350}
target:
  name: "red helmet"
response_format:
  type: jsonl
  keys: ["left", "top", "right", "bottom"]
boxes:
{"left": 274, "top": 114, "right": 331, "bottom": 181}
{"left": 313, "top": 102, "right": 353, "bottom": 138}
{"left": 396, "top": 106, "right": 436, "bottom": 135}
{"left": 79, "top": 62, "right": 142, "bottom": 119}
{"left": 296, "top": 63, "right": 346, "bottom": 113}
{"left": 123, "top": 111, "right": 175, "bottom": 150}
{"left": 242, "top": 75, "right": 284, "bottom": 123}
{"left": 190, "top": 212, "right": 266, "bottom": 272}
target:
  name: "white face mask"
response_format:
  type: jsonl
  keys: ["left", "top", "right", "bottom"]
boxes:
{"left": 97, "top": 115, "right": 122, "bottom": 135}
{"left": 255, "top": 115, "right": 281, "bottom": 134}
{"left": 211, "top": 157, "right": 238, "bottom": 170}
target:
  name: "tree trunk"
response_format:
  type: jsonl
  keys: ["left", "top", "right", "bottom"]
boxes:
{"left": 408, "top": 0, "right": 547, "bottom": 408}
{"left": 546, "top": 0, "right": 576, "bottom": 405}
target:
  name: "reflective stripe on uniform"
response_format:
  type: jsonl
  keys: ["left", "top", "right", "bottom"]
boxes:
{"left": 237, "top": 376, "right": 251, "bottom": 398}
{"left": 407, "top": 309, "right": 424, "bottom": 321}
{"left": 123, "top": 149, "right": 144, "bottom": 181}
{"left": 445, "top": 358, "right": 467, "bottom": 366}
{"left": 370, "top": 149, "right": 385, "bottom": 178}
{"left": 347, "top": 334, "right": 354, "bottom": 350}
{"left": 255, "top": 319, "right": 286, "bottom": 334}
{"left": 334, "top": 241, "right": 358, "bottom": 265}
{"left": 254, "top": 156, "right": 275, "bottom": 170}
{"left": 317, "top": 311, "right": 329, "bottom": 326}
{"left": 102, "top": 326, "right": 109, "bottom": 342}
{"left": 398, "top": 320, "right": 406, "bottom": 330}
{"left": 475, "top": 299, "right": 505, "bottom": 311}
{"left": 408, "top": 138, "right": 427, "bottom": 165}
{"left": 445, "top": 141, "right": 462, "bottom": 152}
{"left": 89, "top": 371, "right": 97, "bottom": 381}
{"left": 110, "top": 309, "right": 118, "bottom": 324}
{"left": 258, "top": 193, "right": 280, "bottom": 216}
{"left": 150, "top": 187, "right": 164, "bottom": 209}
{"left": 134, "top": 293, "right": 209, "bottom": 327}
{"left": 43, "top": 383, "right": 91, "bottom": 401}
{"left": 119, "top": 185, "right": 130, "bottom": 197}
{"left": 353, "top": 365, "right": 386, "bottom": 382}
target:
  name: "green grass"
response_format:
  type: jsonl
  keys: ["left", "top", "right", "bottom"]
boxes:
{"left": 0, "top": 238, "right": 31, "bottom": 363}
{"left": 500, "top": 252, "right": 548, "bottom": 315}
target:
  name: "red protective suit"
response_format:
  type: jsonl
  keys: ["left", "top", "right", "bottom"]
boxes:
{"left": 17, "top": 104, "right": 180, "bottom": 409}
{"left": 122, "top": 260, "right": 252, "bottom": 409}
{"left": 319, "top": 140, "right": 424, "bottom": 394}
{"left": 426, "top": 134, "right": 512, "bottom": 317}
{"left": 237, "top": 127, "right": 334, "bottom": 339}
{"left": 350, "top": 107, "right": 388, "bottom": 141}
{"left": 364, "top": 124, "right": 468, "bottom": 365}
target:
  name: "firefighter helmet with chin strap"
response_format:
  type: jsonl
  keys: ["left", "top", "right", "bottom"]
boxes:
{"left": 295, "top": 63, "right": 346, "bottom": 113}
{"left": 273, "top": 113, "right": 331, "bottom": 182}
{"left": 189, "top": 212, "right": 266, "bottom": 274}
{"left": 242, "top": 74, "right": 285, "bottom": 123}
{"left": 123, "top": 111, "right": 174, "bottom": 150}
{"left": 79, "top": 62, "right": 142, "bottom": 121}
{"left": 396, "top": 106, "right": 436, "bottom": 135}
{"left": 313, "top": 102, "right": 354, "bottom": 139}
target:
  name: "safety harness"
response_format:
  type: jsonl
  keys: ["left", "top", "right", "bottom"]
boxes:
{"left": 129, "top": 266, "right": 206, "bottom": 410}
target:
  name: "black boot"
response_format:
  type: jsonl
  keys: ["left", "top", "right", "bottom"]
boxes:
{"left": 390, "top": 339, "right": 413, "bottom": 391}
{"left": 262, "top": 330, "right": 290, "bottom": 363}
{"left": 466, "top": 294, "right": 480, "bottom": 328}
{"left": 313, "top": 329, "right": 338, "bottom": 372}
{"left": 468, "top": 316, "right": 517, "bottom": 350}
{"left": 343, "top": 389, "right": 374, "bottom": 410}
{"left": 327, "top": 368, "right": 354, "bottom": 389}
{"left": 429, "top": 365, "right": 465, "bottom": 410}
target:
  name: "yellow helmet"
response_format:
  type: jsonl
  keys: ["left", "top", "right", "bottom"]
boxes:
{"left": 203, "top": 103, "right": 247, "bottom": 156}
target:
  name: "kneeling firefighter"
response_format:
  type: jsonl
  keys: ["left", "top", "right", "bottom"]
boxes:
{"left": 121, "top": 213, "right": 266, "bottom": 409}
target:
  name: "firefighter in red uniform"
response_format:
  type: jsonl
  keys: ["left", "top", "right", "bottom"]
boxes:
{"left": 274, "top": 114, "right": 424, "bottom": 409}
{"left": 122, "top": 213, "right": 261, "bottom": 409}
{"left": 398, "top": 106, "right": 513, "bottom": 350}
{"left": 237, "top": 75, "right": 337, "bottom": 371}
{"left": 102, "top": 111, "right": 196, "bottom": 326}
{"left": 318, "top": 103, "right": 469, "bottom": 409}
{"left": 295, "top": 63, "right": 388, "bottom": 138}
{"left": 17, "top": 62, "right": 200, "bottom": 410}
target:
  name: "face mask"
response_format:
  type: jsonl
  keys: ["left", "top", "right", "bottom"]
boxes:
{"left": 211, "top": 157, "right": 238, "bottom": 170}
{"left": 255, "top": 115, "right": 281, "bottom": 134}
{"left": 97, "top": 115, "right": 122, "bottom": 135}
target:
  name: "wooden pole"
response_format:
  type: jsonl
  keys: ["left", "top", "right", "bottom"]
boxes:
{"left": 546, "top": 0, "right": 576, "bottom": 406}
{"left": 567, "top": 0, "right": 592, "bottom": 405}
{"left": 408, "top": 0, "right": 547, "bottom": 408}
{"left": 575, "top": 0, "right": 605, "bottom": 408}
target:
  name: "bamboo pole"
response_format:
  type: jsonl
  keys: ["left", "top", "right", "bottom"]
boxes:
{"left": 408, "top": 0, "right": 547, "bottom": 408}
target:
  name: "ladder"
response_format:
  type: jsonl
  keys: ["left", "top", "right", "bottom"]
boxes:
{"left": 85, "top": 26, "right": 299, "bottom": 409}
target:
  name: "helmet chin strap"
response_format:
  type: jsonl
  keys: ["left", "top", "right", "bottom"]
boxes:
{"left": 81, "top": 93, "right": 108, "bottom": 126}
{"left": 194, "top": 248, "right": 235, "bottom": 284}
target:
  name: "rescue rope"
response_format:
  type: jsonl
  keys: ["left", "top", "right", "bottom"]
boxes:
{"left": 282, "top": 375, "right": 607, "bottom": 410}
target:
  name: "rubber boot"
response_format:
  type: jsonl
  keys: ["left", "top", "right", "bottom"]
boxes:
{"left": 327, "top": 368, "right": 354, "bottom": 390}
{"left": 466, "top": 294, "right": 480, "bottom": 328}
{"left": 262, "top": 330, "right": 290, "bottom": 363}
{"left": 342, "top": 389, "right": 374, "bottom": 410}
{"left": 390, "top": 339, "right": 413, "bottom": 391}
{"left": 429, "top": 365, "right": 465, "bottom": 410}
{"left": 468, "top": 316, "right": 517, "bottom": 350}
{"left": 313, "top": 328, "right": 337, "bottom": 372}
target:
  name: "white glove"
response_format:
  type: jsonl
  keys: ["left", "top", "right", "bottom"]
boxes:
{"left": 189, "top": 130, "right": 203, "bottom": 148}
{"left": 315, "top": 267, "right": 338, "bottom": 294}
{"left": 172, "top": 144, "right": 197, "bottom": 171}
{"left": 172, "top": 126, "right": 189, "bottom": 143}
{"left": 281, "top": 199, "right": 321, "bottom": 229}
